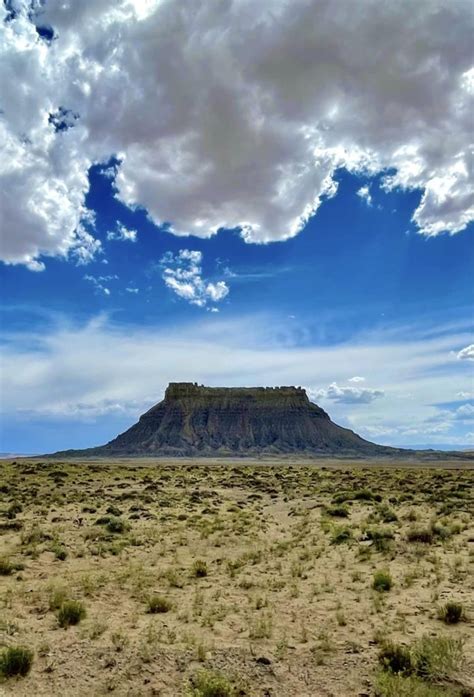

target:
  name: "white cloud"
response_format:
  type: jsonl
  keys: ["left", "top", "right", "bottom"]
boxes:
{"left": 125, "top": 286, "right": 139, "bottom": 294}
{"left": 107, "top": 223, "right": 137, "bottom": 243}
{"left": 84, "top": 274, "right": 118, "bottom": 296}
{"left": 457, "top": 344, "right": 474, "bottom": 360}
{"left": 1, "top": 1, "right": 473, "bottom": 269}
{"left": 456, "top": 403, "right": 474, "bottom": 420}
{"left": 356, "top": 186, "right": 372, "bottom": 207}
{"left": 348, "top": 376, "right": 365, "bottom": 383}
{"left": 160, "top": 249, "right": 229, "bottom": 308}
{"left": 26, "top": 259, "right": 46, "bottom": 272}
{"left": 312, "top": 381, "right": 384, "bottom": 404}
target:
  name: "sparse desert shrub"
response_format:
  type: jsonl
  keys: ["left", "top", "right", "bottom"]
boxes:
{"left": 106, "top": 516, "right": 129, "bottom": 534}
{"left": 365, "top": 527, "right": 394, "bottom": 552}
{"left": 48, "top": 584, "right": 68, "bottom": 610}
{"left": 106, "top": 505, "right": 122, "bottom": 517}
{"left": 147, "top": 595, "right": 172, "bottom": 614}
{"left": 20, "top": 526, "right": 49, "bottom": 545}
{"left": 95, "top": 515, "right": 112, "bottom": 526}
{"left": 330, "top": 526, "right": 352, "bottom": 545}
{"left": 164, "top": 567, "right": 184, "bottom": 588}
{"left": 0, "top": 557, "right": 24, "bottom": 576}
{"left": 374, "top": 671, "right": 450, "bottom": 696}
{"left": 95, "top": 515, "right": 129, "bottom": 534}
{"left": 437, "top": 600, "right": 465, "bottom": 624}
{"left": 430, "top": 522, "right": 452, "bottom": 540}
{"left": 406, "top": 527, "right": 433, "bottom": 544}
{"left": 332, "top": 489, "right": 382, "bottom": 505}
{"left": 412, "top": 635, "right": 464, "bottom": 680}
{"left": 373, "top": 570, "right": 393, "bottom": 592}
{"left": 6, "top": 502, "right": 22, "bottom": 519}
{"left": 406, "top": 510, "right": 419, "bottom": 522}
{"left": 192, "top": 560, "right": 208, "bottom": 578}
{"left": 354, "top": 489, "right": 382, "bottom": 502}
{"left": 57, "top": 600, "right": 86, "bottom": 628}
{"left": 83, "top": 619, "right": 107, "bottom": 640}
{"left": 332, "top": 492, "right": 350, "bottom": 504}
{"left": 377, "top": 504, "right": 398, "bottom": 523}
{"left": 326, "top": 505, "right": 349, "bottom": 518}
{"left": 379, "top": 635, "right": 463, "bottom": 681}
{"left": 0, "top": 645, "right": 34, "bottom": 678}
{"left": 378, "top": 641, "right": 415, "bottom": 674}
{"left": 111, "top": 630, "right": 129, "bottom": 652}
{"left": 108, "top": 517, "right": 127, "bottom": 534}
{"left": 0, "top": 558, "right": 15, "bottom": 576}
{"left": 189, "top": 669, "right": 238, "bottom": 697}
{"left": 51, "top": 542, "right": 68, "bottom": 561}
{"left": 249, "top": 613, "right": 273, "bottom": 639}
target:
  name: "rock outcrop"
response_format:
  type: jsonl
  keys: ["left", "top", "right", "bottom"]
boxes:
{"left": 56, "top": 382, "right": 403, "bottom": 457}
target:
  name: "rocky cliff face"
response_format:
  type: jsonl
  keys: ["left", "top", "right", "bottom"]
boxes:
{"left": 70, "top": 382, "right": 398, "bottom": 457}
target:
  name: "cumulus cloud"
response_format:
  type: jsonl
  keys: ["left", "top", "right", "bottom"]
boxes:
{"left": 160, "top": 249, "right": 229, "bottom": 308}
{"left": 348, "top": 376, "right": 365, "bottom": 383}
{"left": 313, "top": 381, "right": 384, "bottom": 404}
{"left": 106, "top": 223, "right": 137, "bottom": 243}
{"left": 1, "top": 0, "right": 473, "bottom": 269}
{"left": 356, "top": 186, "right": 372, "bottom": 207}
{"left": 457, "top": 344, "right": 474, "bottom": 360}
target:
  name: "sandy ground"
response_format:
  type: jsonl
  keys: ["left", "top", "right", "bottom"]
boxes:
{"left": 0, "top": 458, "right": 473, "bottom": 696}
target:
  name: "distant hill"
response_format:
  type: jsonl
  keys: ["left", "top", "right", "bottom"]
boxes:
{"left": 52, "top": 382, "right": 410, "bottom": 457}
{"left": 50, "top": 383, "right": 473, "bottom": 460}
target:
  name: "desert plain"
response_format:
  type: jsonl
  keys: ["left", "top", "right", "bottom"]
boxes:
{"left": 0, "top": 457, "right": 473, "bottom": 696}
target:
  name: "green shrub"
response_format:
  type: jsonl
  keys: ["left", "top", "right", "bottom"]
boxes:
{"left": 48, "top": 584, "right": 68, "bottom": 610}
{"left": 57, "top": 600, "right": 86, "bottom": 628}
{"left": 146, "top": 595, "right": 172, "bottom": 614}
{"left": 373, "top": 569, "right": 393, "bottom": 592}
{"left": 354, "top": 489, "right": 382, "bottom": 502}
{"left": 0, "top": 645, "right": 33, "bottom": 678}
{"left": 377, "top": 504, "right": 398, "bottom": 523}
{"left": 365, "top": 527, "right": 394, "bottom": 552}
{"left": 94, "top": 515, "right": 112, "bottom": 526}
{"left": 106, "top": 516, "right": 128, "bottom": 534}
{"left": 95, "top": 515, "right": 129, "bottom": 534}
{"left": 52, "top": 543, "right": 68, "bottom": 561}
{"left": 325, "top": 505, "right": 349, "bottom": 518}
{"left": 6, "top": 502, "right": 22, "bottom": 519}
{"left": 412, "top": 635, "right": 464, "bottom": 680}
{"left": 0, "top": 558, "right": 23, "bottom": 576}
{"left": 0, "top": 558, "right": 15, "bottom": 576}
{"left": 437, "top": 601, "right": 465, "bottom": 625}
{"left": 330, "top": 526, "right": 353, "bottom": 544}
{"left": 406, "top": 527, "right": 433, "bottom": 544}
{"left": 374, "top": 671, "right": 451, "bottom": 696}
{"left": 431, "top": 522, "right": 451, "bottom": 540}
{"left": 192, "top": 560, "right": 208, "bottom": 578}
{"left": 332, "top": 489, "right": 382, "bottom": 504}
{"left": 378, "top": 641, "right": 415, "bottom": 674}
{"left": 189, "top": 668, "right": 237, "bottom": 697}
{"left": 379, "top": 635, "right": 463, "bottom": 681}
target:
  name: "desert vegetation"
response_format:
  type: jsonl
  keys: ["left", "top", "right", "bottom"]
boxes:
{"left": 0, "top": 458, "right": 472, "bottom": 695}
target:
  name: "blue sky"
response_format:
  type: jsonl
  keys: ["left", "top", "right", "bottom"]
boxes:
{"left": 1, "top": 1, "right": 473, "bottom": 453}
